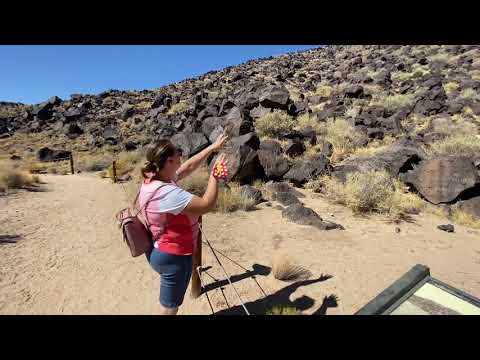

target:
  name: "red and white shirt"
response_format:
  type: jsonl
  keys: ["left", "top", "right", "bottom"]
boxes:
{"left": 138, "top": 178, "right": 198, "bottom": 256}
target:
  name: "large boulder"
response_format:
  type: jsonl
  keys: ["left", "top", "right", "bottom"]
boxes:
{"left": 31, "top": 102, "right": 53, "bottom": 121}
{"left": 259, "top": 85, "right": 290, "bottom": 110}
{"left": 229, "top": 132, "right": 260, "bottom": 150}
{"left": 120, "top": 105, "right": 135, "bottom": 120}
{"left": 208, "top": 125, "right": 226, "bottom": 144}
{"left": 37, "top": 147, "right": 71, "bottom": 162}
{"left": 343, "top": 85, "right": 365, "bottom": 99}
{"left": 284, "top": 140, "right": 306, "bottom": 158}
{"left": 249, "top": 105, "right": 272, "bottom": 119}
{"left": 63, "top": 123, "right": 84, "bottom": 139}
{"left": 201, "top": 116, "right": 224, "bottom": 138}
{"left": 171, "top": 132, "right": 210, "bottom": 158}
{"left": 259, "top": 139, "right": 283, "bottom": 154}
{"left": 212, "top": 144, "right": 264, "bottom": 184}
{"left": 240, "top": 185, "right": 264, "bottom": 205}
{"left": 64, "top": 108, "right": 84, "bottom": 121}
{"left": 218, "top": 99, "right": 236, "bottom": 116}
{"left": 0, "top": 119, "right": 7, "bottom": 135}
{"left": 401, "top": 156, "right": 480, "bottom": 204}
{"left": 333, "top": 138, "right": 427, "bottom": 181}
{"left": 197, "top": 105, "right": 219, "bottom": 122}
{"left": 48, "top": 96, "right": 62, "bottom": 106}
{"left": 102, "top": 126, "right": 118, "bottom": 145}
{"left": 224, "top": 106, "right": 254, "bottom": 137}
{"left": 265, "top": 181, "right": 305, "bottom": 199}
{"left": 282, "top": 203, "right": 344, "bottom": 230}
{"left": 456, "top": 196, "right": 480, "bottom": 220}
{"left": 271, "top": 191, "right": 303, "bottom": 206}
{"left": 283, "top": 155, "right": 332, "bottom": 186}
{"left": 257, "top": 149, "right": 291, "bottom": 181}
{"left": 151, "top": 93, "right": 170, "bottom": 109}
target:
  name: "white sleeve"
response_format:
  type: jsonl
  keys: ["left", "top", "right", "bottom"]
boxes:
{"left": 149, "top": 184, "right": 193, "bottom": 215}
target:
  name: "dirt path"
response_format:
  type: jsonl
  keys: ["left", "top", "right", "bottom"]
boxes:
{"left": 1, "top": 174, "right": 479, "bottom": 315}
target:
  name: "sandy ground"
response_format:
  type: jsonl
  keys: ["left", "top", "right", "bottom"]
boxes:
{"left": 1, "top": 173, "right": 479, "bottom": 315}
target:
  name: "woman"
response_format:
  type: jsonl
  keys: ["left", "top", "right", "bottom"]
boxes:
{"left": 138, "top": 132, "right": 228, "bottom": 315}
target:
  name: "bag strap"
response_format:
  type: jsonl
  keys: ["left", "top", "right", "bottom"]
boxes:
{"left": 132, "top": 182, "right": 166, "bottom": 218}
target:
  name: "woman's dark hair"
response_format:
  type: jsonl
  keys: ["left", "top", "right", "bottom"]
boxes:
{"left": 141, "top": 140, "right": 177, "bottom": 178}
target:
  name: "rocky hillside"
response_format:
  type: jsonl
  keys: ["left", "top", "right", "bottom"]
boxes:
{"left": 1, "top": 45, "right": 480, "bottom": 220}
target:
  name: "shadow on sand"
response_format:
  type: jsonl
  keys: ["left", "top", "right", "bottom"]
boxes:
{"left": 208, "top": 273, "right": 338, "bottom": 315}
{"left": 0, "top": 234, "right": 23, "bottom": 245}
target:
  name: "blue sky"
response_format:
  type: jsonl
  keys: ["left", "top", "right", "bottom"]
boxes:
{"left": 0, "top": 45, "right": 320, "bottom": 105}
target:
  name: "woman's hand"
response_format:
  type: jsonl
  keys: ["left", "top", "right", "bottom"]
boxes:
{"left": 211, "top": 131, "right": 228, "bottom": 151}
{"left": 211, "top": 153, "right": 228, "bottom": 180}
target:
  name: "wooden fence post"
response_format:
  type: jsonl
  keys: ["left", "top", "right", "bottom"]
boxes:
{"left": 191, "top": 216, "right": 202, "bottom": 299}
{"left": 112, "top": 161, "right": 117, "bottom": 183}
{"left": 69, "top": 153, "right": 74, "bottom": 174}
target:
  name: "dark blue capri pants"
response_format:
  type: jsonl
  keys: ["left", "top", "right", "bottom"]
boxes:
{"left": 146, "top": 248, "right": 193, "bottom": 309}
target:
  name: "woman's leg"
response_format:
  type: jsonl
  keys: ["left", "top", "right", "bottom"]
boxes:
{"left": 149, "top": 249, "right": 192, "bottom": 315}
{"left": 159, "top": 304, "right": 178, "bottom": 315}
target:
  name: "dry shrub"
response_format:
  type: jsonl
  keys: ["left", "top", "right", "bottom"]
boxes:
{"left": 0, "top": 161, "right": 40, "bottom": 190}
{"left": 310, "top": 103, "right": 327, "bottom": 113}
{"left": 107, "top": 150, "right": 143, "bottom": 179}
{"left": 214, "top": 184, "right": 256, "bottom": 213}
{"left": 425, "top": 203, "right": 480, "bottom": 230}
{"left": 303, "top": 144, "right": 324, "bottom": 160}
{"left": 458, "top": 88, "right": 479, "bottom": 102}
{"left": 429, "top": 133, "right": 480, "bottom": 158}
{"left": 471, "top": 69, "right": 480, "bottom": 81}
{"left": 295, "top": 114, "right": 325, "bottom": 135}
{"left": 443, "top": 81, "right": 459, "bottom": 94}
{"left": 431, "top": 115, "right": 478, "bottom": 136}
{"left": 450, "top": 208, "right": 480, "bottom": 230}
{"left": 167, "top": 99, "right": 190, "bottom": 115}
{"left": 391, "top": 71, "right": 414, "bottom": 82}
{"left": 344, "top": 105, "right": 362, "bottom": 119}
{"left": 135, "top": 101, "right": 153, "bottom": 109}
{"left": 80, "top": 153, "right": 114, "bottom": 172}
{"left": 271, "top": 250, "right": 312, "bottom": 281}
{"left": 351, "top": 135, "right": 396, "bottom": 159}
{"left": 266, "top": 306, "right": 302, "bottom": 315}
{"left": 255, "top": 111, "right": 296, "bottom": 138}
{"left": 427, "top": 52, "right": 452, "bottom": 64}
{"left": 314, "top": 84, "right": 333, "bottom": 98}
{"left": 370, "top": 93, "right": 415, "bottom": 112}
{"left": 314, "top": 170, "right": 425, "bottom": 221}
{"left": 252, "top": 179, "right": 266, "bottom": 193}
{"left": 324, "top": 118, "right": 367, "bottom": 162}
{"left": 411, "top": 64, "right": 431, "bottom": 77}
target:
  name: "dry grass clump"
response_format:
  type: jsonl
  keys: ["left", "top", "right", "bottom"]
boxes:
{"left": 323, "top": 118, "right": 367, "bottom": 162}
{"left": 106, "top": 150, "right": 143, "bottom": 179}
{"left": 214, "top": 184, "right": 256, "bottom": 213}
{"left": 166, "top": 99, "right": 190, "bottom": 115}
{"left": 308, "top": 170, "right": 425, "bottom": 222}
{"left": 428, "top": 133, "right": 480, "bottom": 159}
{"left": 0, "top": 161, "right": 41, "bottom": 190}
{"left": 266, "top": 306, "right": 302, "bottom": 315}
{"left": 271, "top": 250, "right": 312, "bottom": 281}
{"left": 255, "top": 111, "right": 296, "bottom": 138}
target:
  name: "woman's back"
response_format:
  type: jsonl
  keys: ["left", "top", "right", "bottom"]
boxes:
{"left": 138, "top": 179, "right": 198, "bottom": 256}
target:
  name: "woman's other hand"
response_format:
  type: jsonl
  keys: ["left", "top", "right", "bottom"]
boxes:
{"left": 211, "top": 131, "right": 228, "bottom": 151}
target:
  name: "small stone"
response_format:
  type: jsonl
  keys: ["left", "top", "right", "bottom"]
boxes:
{"left": 437, "top": 224, "right": 454, "bottom": 233}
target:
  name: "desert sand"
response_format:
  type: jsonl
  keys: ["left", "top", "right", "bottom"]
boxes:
{"left": 1, "top": 174, "right": 479, "bottom": 315}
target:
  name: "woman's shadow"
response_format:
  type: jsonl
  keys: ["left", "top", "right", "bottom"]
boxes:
{"left": 212, "top": 273, "right": 338, "bottom": 315}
